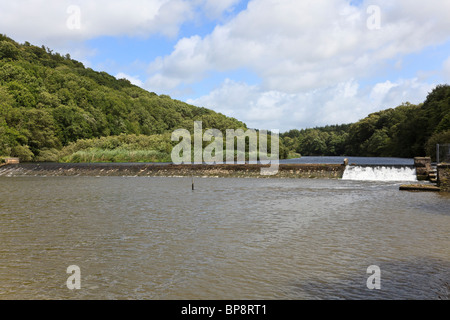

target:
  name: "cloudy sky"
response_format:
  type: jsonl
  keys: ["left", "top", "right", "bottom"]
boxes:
{"left": 1, "top": 0, "right": 450, "bottom": 132}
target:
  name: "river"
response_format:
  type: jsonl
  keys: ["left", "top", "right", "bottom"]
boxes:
{"left": 0, "top": 158, "right": 449, "bottom": 300}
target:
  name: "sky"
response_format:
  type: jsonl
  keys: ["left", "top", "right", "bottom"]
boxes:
{"left": 1, "top": 0, "right": 450, "bottom": 132}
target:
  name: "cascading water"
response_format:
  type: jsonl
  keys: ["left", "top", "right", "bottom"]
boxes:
{"left": 342, "top": 165, "right": 418, "bottom": 181}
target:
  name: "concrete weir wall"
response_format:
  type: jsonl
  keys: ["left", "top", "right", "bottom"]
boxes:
{"left": 0, "top": 163, "right": 346, "bottom": 179}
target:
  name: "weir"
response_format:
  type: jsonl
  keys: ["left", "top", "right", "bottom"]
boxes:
{"left": 0, "top": 162, "right": 423, "bottom": 182}
{"left": 342, "top": 165, "right": 418, "bottom": 182}
{"left": 0, "top": 163, "right": 345, "bottom": 179}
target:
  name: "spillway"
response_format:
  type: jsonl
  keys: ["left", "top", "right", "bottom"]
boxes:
{"left": 342, "top": 165, "right": 417, "bottom": 182}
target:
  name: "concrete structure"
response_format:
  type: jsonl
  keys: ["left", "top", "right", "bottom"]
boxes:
{"left": 414, "top": 157, "right": 432, "bottom": 181}
{"left": 2, "top": 157, "right": 20, "bottom": 164}
{"left": 0, "top": 162, "right": 346, "bottom": 179}
{"left": 399, "top": 184, "right": 440, "bottom": 192}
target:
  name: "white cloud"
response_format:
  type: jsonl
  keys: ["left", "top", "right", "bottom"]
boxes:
{"left": 146, "top": 35, "right": 208, "bottom": 91}
{"left": 0, "top": 0, "right": 244, "bottom": 44}
{"left": 115, "top": 72, "right": 144, "bottom": 87}
{"left": 202, "top": 0, "right": 242, "bottom": 19}
{"left": 375, "top": 78, "right": 435, "bottom": 109}
{"left": 0, "top": 1, "right": 162, "bottom": 42}
{"left": 188, "top": 78, "right": 436, "bottom": 132}
{"left": 2, "top": 0, "right": 447, "bottom": 131}
{"left": 147, "top": 0, "right": 450, "bottom": 94}
{"left": 147, "top": 0, "right": 449, "bottom": 131}
{"left": 443, "top": 57, "right": 450, "bottom": 83}
{"left": 0, "top": 0, "right": 213, "bottom": 67}
{"left": 0, "top": 0, "right": 244, "bottom": 72}
{"left": 370, "top": 81, "right": 398, "bottom": 104}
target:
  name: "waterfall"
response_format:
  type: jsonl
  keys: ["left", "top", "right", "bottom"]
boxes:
{"left": 342, "top": 165, "right": 417, "bottom": 181}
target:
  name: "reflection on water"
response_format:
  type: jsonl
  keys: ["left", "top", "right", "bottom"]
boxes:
{"left": 281, "top": 156, "right": 415, "bottom": 165}
{"left": 0, "top": 176, "right": 449, "bottom": 300}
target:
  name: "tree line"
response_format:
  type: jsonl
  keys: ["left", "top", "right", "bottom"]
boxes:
{"left": 281, "top": 85, "right": 450, "bottom": 160}
{"left": 1, "top": 34, "right": 449, "bottom": 163}
{"left": 0, "top": 35, "right": 249, "bottom": 162}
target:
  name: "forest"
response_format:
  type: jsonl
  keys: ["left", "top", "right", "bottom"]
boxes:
{"left": 1, "top": 34, "right": 449, "bottom": 163}
{"left": 281, "top": 85, "right": 450, "bottom": 160}
{"left": 0, "top": 35, "right": 255, "bottom": 163}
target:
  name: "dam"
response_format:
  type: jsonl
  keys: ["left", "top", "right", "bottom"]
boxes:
{"left": 0, "top": 161, "right": 422, "bottom": 183}
{"left": 0, "top": 162, "right": 346, "bottom": 179}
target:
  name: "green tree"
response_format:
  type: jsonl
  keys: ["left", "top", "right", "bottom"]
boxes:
{"left": 301, "top": 130, "right": 328, "bottom": 155}
{"left": 0, "top": 41, "right": 20, "bottom": 60}
{"left": 11, "top": 144, "right": 34, "bottom": 161}
{"left": 425, "top": 130, "right": 450, "bottom": 161}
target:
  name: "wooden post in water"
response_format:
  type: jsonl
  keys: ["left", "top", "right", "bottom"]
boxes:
{"left": 437, "top": 144, "right": 440, "bottom": 164}
{"left": 192, "top": 175, "right": 194, "bottom": 190}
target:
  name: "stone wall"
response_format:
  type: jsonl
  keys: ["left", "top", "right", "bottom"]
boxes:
{"left": 414, "top": 157, "right": 432, "bottom": 181}
{"left": 437, "top": 163, "right": 450, "bottom": 192}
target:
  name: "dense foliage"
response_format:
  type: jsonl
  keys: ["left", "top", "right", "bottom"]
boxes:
{"left": 282, "top": 85, "right": 450, "bottom": 159}
{"left": 1, "top": 35, "right": 449, "bottom": 162}
{"left": 282, "top": 124, "right": 351, "bottom": 157}
{"left": 0, "top": 35, "right": 248, "bottom": 162}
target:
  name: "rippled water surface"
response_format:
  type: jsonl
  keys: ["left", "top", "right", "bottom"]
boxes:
{"left": 0, "top": 176, "right": 449, "bottom": 299}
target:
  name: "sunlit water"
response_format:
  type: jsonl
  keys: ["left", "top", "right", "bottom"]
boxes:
{"left": 0, "top": 175, "right": 449, "bottom": 300}
{"left": 342, "top": 165, "right": 418, "bottom": 181}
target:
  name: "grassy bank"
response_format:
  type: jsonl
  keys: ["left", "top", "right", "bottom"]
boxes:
{"left": 57, "top": 134, "right": 173, "bottom": 163}
{"left": 32, "top": 133, "right": 285, "bottom": 163}
{"left": 60, "top": 148, "right": 171, "bottom": 163}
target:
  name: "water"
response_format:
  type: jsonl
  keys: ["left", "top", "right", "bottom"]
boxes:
{"left": 281, "top": 156, "right": 415, "bottom": 166}
{"left": 342, "top": 165, "right": 418, "bottom": 182}
{"left": 288, "top": 156, "right": 418, "bottom": 182}
{"left": 0, "top": 173, "right": 449, "bottom": 300}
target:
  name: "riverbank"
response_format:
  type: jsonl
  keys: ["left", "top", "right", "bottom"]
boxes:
{"left": 0, "top": 162, "right": 346, "bottom": 179}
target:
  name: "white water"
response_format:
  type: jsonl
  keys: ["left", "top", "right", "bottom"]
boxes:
{"left": 342, "top": 165, "right": 417, "bottom": 181}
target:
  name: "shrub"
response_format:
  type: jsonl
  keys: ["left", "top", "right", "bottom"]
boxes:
{"left": 34, "top": 148, "right": 60, "bottom": 162}
{"left": 11, "top": 145, "right": 34, "bottom": 162}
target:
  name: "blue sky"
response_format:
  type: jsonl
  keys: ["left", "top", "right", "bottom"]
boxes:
{"left": 1, "top": 0, "right": 449, "bottom": 132}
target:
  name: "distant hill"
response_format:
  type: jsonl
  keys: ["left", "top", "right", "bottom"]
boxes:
{"left": 1, "top": 34, "right": 448, "bottom": 163}
{"left": 281, "top": 84, "right": 450, "bottom": 159}
{"left": 0, "top": 34, "right": 247, "bottom": 162}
